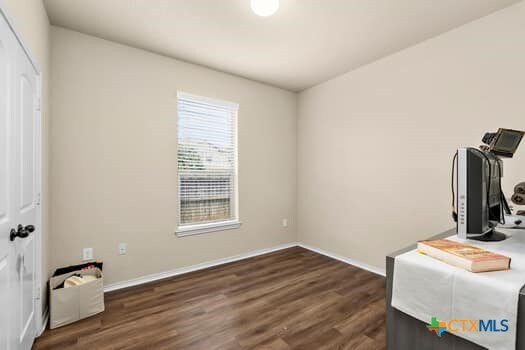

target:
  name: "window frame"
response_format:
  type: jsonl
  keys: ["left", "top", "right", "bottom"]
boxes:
{"left": 175, "top": 92, "right": 240, "bottom": 237}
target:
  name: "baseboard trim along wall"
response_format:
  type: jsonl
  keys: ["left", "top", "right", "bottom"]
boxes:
{"left": 39, "top": 306, "right": 49, "bottom": 337}
{"left": 103, "top": 241, "right": 386, "bottom": 293}
{"left": 103, "top": 242, "right": 299, "bottom": 292}
{"left": 297, "top": 243, "right": 386, "bottom": 277}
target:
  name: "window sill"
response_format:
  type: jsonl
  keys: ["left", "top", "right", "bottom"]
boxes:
{"left": 176, "top": 220, "right": 242, "bottom": 237}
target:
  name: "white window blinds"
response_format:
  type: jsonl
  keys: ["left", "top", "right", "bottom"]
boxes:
{"left": 177, "top": 92, "right": 238, "bottom": 228}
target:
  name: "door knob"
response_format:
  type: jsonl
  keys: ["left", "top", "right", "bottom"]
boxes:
{"left": 10, "top": 224, "right": 35, "bottom": 241}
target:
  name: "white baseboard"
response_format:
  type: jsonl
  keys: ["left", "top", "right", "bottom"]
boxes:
{"left": 103, "top": 242, "right": 299, "bottom": 292}
{"left": 298, "top": 243, "right": 386, "bottom": 277}
{"left": 38, "top": 306, "right": 49, "bottom": 337}
{"left": 103, "top": 241, "right": 385, "bottom": 293}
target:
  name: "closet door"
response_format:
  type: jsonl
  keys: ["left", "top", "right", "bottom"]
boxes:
{"left": 12, "top": 40, "right": 39, "bottom": 350}
{"left": 0, "top": 11, "right": 17, "bottom": 350}
{"left": 0, "top": 10, "right": 40, "bottom": 350}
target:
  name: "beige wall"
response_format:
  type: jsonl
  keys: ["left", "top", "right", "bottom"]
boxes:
{"left": 298, "top": 1, "right": 525, "bottom": 272}
{"left": 3, "top": 0, "right": 51, "bottom": 308}
{"left": 20, "top": 0, "right": 523, "bottom": 293}
{"left": 50, "top": 26, "right": 297, "bottom": 286}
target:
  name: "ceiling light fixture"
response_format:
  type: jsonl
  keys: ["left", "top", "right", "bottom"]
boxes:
{"left": 251, "top": 0, "right": 279, "bottom": 17}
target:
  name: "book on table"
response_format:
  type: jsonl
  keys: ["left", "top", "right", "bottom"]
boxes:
{"left": 417, "top": 239, "right": 511, "bottom": 273}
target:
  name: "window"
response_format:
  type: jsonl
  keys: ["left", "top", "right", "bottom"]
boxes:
{"left": 176, "top": 92, "right": 239, "bottom": 236}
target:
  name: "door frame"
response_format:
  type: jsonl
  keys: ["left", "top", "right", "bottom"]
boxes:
{"left": 0, "top": 3, "right": 44, "bottom": 338}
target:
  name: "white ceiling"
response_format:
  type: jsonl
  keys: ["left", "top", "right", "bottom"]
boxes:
{"left": 43, "top": 0, "right": 519, "bottom": 91}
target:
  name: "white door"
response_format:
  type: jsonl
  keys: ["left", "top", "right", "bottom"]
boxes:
{"left": 1, "top": 10, "right": 40, "bottom": 350}
{"left": 13, "top": 38, "right": 39, "bottom": 350}
{"left": 0, "top": 10, "right": 15, "bottom": 350}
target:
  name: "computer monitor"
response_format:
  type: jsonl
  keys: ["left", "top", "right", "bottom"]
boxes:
{"left": 456, "top": 148, "right": 506, "bottom": 241}
{"left": 455, "top": 128, "right": 524, "bottom": 241}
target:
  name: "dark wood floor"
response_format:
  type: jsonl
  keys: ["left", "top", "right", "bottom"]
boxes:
{"left": 34, "top": 247, "right": 386, "bottom": 350}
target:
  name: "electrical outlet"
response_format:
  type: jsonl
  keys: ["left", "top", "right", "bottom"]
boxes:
{"left": 82, "top": 248, "right": 93, "bottom": 261}
{"left": 282, "top": 218, "right": 288, "bottom": 227}
{"left": 118, "top": 243, "right": 127, "bottom": 255}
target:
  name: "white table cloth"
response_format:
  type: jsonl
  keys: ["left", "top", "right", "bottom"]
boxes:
{"left": 392, "top": 230, "right": 525, "bottom": 350}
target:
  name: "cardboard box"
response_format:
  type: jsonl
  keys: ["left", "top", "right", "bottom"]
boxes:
{"left": 49, "top": 267, "right": 104, "bottom": 329}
